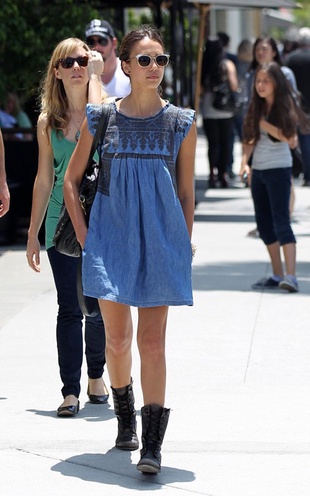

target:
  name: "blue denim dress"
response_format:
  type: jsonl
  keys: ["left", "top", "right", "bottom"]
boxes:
{"left": 82, "top": 102, "right": 195, "bottom": 307}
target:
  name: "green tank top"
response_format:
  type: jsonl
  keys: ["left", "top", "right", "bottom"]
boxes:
{"left": 45, "top": 130, "right": 76, "bottom": 249}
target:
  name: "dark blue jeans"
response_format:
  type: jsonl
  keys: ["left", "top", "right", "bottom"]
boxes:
{"left": 47, "top": 247, "right": 106, "bottom": 399}
{"left": 251, "top": 168, "right": 296, "bottom": 246}
{"left": 298, "top": 130, "right": 310, "bottom": 181}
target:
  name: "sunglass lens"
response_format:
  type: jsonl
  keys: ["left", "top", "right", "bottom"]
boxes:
{"left": 99, "top": 38, "right": 109, "bottom": 46}
{"left": 60, "top": 57, "right": 88, "bottom": 68}
{"left": 61, "top": 58, "right": 74, "bottom": 68}
{"left": 138, "top": 55, "right": 151, "bottom": 67}
{"left": 77, "top": 56, "right": 88, "bottom": 67}
{"left": 87, "top": 37, "right": 108, "bottom": 47}
{"left": 156, "top": 55, "right": 169, "bottom": 67}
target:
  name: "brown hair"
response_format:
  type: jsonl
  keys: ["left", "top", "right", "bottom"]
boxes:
{"left": 243, "top": 62, "right": 309, "bottom": 145}
{"left": 119, "top": 25, "right": 165, "bottom": 77}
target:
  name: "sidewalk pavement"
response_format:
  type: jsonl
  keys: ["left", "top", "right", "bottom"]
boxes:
{"left": 1, "top": 130, "right": 310, "bottom": 495}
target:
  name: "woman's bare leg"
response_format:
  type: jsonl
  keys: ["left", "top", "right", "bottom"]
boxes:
{"left": 98, "top": 300, "right": 139, "bottom": 450}
{"left": 282, "top": 242, "right": 296, "bottom": 276}
{"left": 98, "top": 300, "right": 133, "bottom": 388}
{"left": 137, "top": 306, "right": 169, "bottom": 407}
{"left": 266, "top": 241, "right": 284, "bottom": 278}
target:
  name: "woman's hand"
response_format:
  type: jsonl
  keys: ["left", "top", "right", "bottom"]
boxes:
{"left": 239, "top": 163, "right": 251, "bottom": 186}
{"left": 87, "top": 50, "right": 104, "bottom": 79}
{"left": 26, "top": 235, "right": 41, "bottom": 273}
{"left": 260, "top": 118, "right": 297, "bottom": 146}
{"left": 288, "top": 134, "right": 298, "bottom": 149}
{"left": 77, "top": 225, "right": 88, "bottom": 251}
{"left": 0, "top": 181, "right": 10, "bottom": 217}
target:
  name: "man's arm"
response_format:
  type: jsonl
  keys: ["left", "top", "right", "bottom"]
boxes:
{"left": 0, "top": 129, "right": 10, "bottom": 217}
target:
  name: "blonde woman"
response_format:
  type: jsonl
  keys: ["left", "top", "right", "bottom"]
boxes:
{"left": 27, "top": 38, "right": 108, "bottom": 416}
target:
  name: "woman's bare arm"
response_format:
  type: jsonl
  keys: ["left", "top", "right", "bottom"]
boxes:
{"left": 0, "top": 129, "right": 10, "bottom": 217}
{"left": 259, "top": 118, "right": 297, "bottom": 147}
{"left": 176, "top": 120, "right": 197, "bottom": 238}
{"left": 27, "top": 115, "right": 54, "bottom": 272}
{"left": 63, "top": 118, "right": 93, "bottom": 248}
{"left": 226, "top": 59, "right": 239, "bottom": 93}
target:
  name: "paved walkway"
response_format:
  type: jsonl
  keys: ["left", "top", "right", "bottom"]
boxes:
{"left": 1, "top": 131, "right": 310, "bottom": 495}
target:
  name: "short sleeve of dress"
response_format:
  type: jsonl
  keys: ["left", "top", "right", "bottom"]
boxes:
{"left": 175, "top": 108, "right": 196, "bottom": 139}
{"left": 86, "top": 104, "right": 103, "bottom": 138}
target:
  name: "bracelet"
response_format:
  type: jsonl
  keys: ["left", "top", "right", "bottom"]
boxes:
{"left": 191, "top": 243, "right": 197, "bottom": 261}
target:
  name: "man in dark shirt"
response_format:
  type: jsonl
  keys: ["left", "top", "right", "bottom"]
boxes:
{"left": 286, "top": 27, "right": 310, "bottom": 186}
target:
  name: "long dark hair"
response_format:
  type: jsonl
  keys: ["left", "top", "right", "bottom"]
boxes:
{"left": 243, "top": 62, "right": 309, "bottom": 145}
{"left": 248, "top": 36, "right": 283, "bottom": 72}
{"left": 201, "top": 36, "right": 225, "bottom": 89}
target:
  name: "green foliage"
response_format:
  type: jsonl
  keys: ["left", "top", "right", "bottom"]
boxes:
{"left": 0, "top": 0, "right": 99, "bottom": 103}
{"left": 127, "top": 8, "right": 155, "bottom": 32}
{"left": 293, "top": 0, "right": 310, "bottom": 27}
{"left": 0, "top": 1, "right": 199, "bottom": 110}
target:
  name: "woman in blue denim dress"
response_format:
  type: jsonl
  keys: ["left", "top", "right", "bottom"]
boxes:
{"left": 64, "top": 26, "right": 197, "bottom": 474}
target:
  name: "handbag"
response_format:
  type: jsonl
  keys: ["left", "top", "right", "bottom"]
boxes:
{"left": 212, "top": 61, "right": 242, "bottom": 113}
{"left": 53, "top": 104, "right": 110, "bottom": 257}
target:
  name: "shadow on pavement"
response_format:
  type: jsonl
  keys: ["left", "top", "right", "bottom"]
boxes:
{"left": 192, "top": 260, "right": 310, "bottom": 294}
{"left": 27, "top": 403, "right": 116, "bottom": 422}
{"left": 195, "top": 213, "right": 255, "bottom": 223}
{"left": 51, "top": 451, "right": 195, "bottom": 488}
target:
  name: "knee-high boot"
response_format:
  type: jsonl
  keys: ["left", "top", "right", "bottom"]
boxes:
{"left": 111, "top": 380, "right": 139, "bottom": 451}
{"left": 137, "top": 404, "right": 170, "bottom": 474}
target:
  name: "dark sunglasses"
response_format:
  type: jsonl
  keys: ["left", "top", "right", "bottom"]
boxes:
{"left": 86, "top": 37, "right": 109, "bottom": 48}
{"left": 57, "top": 56, "right": 89, "bottom": 69}
{"left": 132, "top": 54, "right": 170, "bottom": 68}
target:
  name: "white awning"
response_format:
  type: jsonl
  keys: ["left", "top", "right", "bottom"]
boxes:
{"left": 187, "top": 0, "right": 299, "bottom": 8}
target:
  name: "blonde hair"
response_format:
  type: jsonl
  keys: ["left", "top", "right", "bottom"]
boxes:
{"left": 40, "top": 37, "right": 105, "bottom": 133}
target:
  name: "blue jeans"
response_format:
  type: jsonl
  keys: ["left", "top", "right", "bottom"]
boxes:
{"left": 47, "top": 247, "right": 106, "bottom": 399}
{"left": 251, "top": 168, "right": 296, "bottom": 246}
{"left": 298, "top": 131, "right": 310, "bottom": 181}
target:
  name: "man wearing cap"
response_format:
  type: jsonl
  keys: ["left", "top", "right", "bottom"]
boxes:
{"left": 85, "top": 19, "right": 131, "bottom": 98}
{"left": 286, "top": 27, "right": 310, "bottom": 186}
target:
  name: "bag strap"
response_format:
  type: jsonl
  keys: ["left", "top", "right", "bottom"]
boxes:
{"left": 87, "top": 103, "right": 111, "bottom": 166}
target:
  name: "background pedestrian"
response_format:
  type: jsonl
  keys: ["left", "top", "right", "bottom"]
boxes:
{"left": 240, "top": 62, "right": 309, "bottom": 293}
{"left": 85, "top": 19, "right": 131, "bottom": 98}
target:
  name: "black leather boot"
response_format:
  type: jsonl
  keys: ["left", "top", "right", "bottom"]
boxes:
{"left": 137, "top": 404, "right": 170, "bottom": 474}
{"left": 111, "top": 380, "right": 139, "bottom": 451}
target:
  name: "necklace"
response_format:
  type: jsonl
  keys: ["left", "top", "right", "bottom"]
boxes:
{"left": 70, "top": 110, "right": 85, "bottom": 141}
